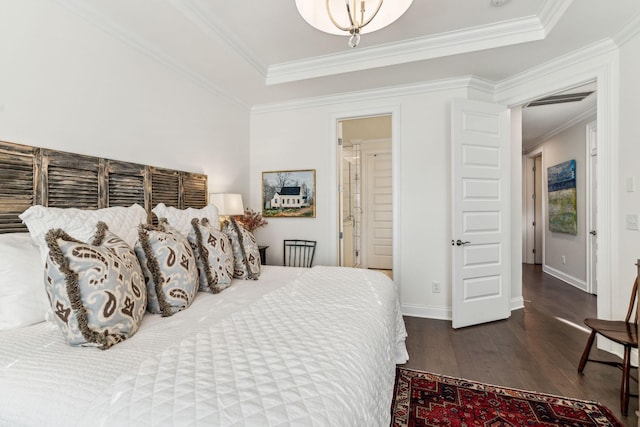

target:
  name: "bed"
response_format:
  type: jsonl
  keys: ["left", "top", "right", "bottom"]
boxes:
{"left": 0, "top": 140, "right": 408, "bottom": 426}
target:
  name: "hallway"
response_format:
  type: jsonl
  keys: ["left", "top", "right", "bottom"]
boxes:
{"left": 402, "top": 264, "right": 637, "bottom": 426}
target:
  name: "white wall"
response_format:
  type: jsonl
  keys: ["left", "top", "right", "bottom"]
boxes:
{"left": 251, "top": 83, "right": 508, "bottom": 319}
{"left": 0, "top": 2, "right": 250, "bottom": 196}
{"left": 539, "top": 117, "right": 594, "bottom": 290}
{"left": 617, "top": 30, "right": 640, "bottom": 312}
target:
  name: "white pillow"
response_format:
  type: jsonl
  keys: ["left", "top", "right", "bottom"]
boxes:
{"left": 19, "top": 204, "right": 148, "bottom": 264}
{"left": 152, "top": 203, "right": 220, "bottom": 235}
{"left": 0, "top": 233, "right": 50, "bottom": 330}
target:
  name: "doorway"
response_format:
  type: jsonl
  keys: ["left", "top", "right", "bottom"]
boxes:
{"left": 337, "top": 115, "right": 392, "bottom": 274}
{"left": 521, "top": 83, "right": 597, "bottom": 294}
{"left": 533, "top": 155, "right": 543, "bottom": 264}
{"left": 524, "top": 149, "right": 544, "bottom": 266}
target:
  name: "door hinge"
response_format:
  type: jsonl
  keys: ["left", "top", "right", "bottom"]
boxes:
{"left": 533, "top": 165, "right": 536, "bottom": 172}
{"left": 338, "top": 138, "right": 343, "bottom": 146}
{"left": 532, "top": 249, "right": 536, "bottom": 254}
{"left": 532, "top": 193, "right": 536, "bottom": 200}
{"left": 532, "top": 221, "right": 536, "bottom": 226}
{"left": 339, "top": 231, "right": 343, "bottom": 239}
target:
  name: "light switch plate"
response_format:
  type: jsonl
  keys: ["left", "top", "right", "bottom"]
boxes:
{"left": 626, "top": 214, "right": 639, "bottom": 230}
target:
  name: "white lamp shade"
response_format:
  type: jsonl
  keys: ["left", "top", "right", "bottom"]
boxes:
{"left": 210, "top": 193, "right": 244, "bottom": 216}
{"left": 296, "top": 0, "right": 413, "bottom": 35}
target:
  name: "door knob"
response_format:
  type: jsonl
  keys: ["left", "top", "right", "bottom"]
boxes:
{"left": 456, "top": 239, "right": 471, "bottom": 246}
{"left": 589, "top": 230, "right": 597, "bottom": 236}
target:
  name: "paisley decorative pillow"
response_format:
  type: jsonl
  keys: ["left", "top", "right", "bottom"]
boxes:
{"left": 188, "top": 218, "right": 234, "bottom": 293}
{"left": 44, "top": 222, "right": 146, "bottom": 350}
{"left": 134, "top": 221, "right": 199, "bottom": 316}
{"left": 222, "top": 217, "right": 261, "bottom": 280}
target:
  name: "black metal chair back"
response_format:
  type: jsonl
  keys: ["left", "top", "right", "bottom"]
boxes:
{"left": 283, "top": 240, "right": 316, "bottom": 268}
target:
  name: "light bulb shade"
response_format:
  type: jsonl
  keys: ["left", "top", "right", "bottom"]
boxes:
{"left": 296, "top": 0, "right": 413, "bottom": 36}
{"left": 210, "top": 193, "right": 244, "bottom": 216}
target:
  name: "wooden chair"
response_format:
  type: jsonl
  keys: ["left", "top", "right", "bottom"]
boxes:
{"left": 283, "top": 240, "right": 316, "bottom": 268}
{"left": 578, "top": 261, "right": 639, "bottom": 416}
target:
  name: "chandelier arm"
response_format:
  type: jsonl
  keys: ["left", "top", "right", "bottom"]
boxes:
{"left": 326, "top": 0, "right": 351, "bottom": 31}
{"left": 360, "top": 0, "right": 384, "bottom": 29}
{"left": 345, "top": 0, "right": 356, "bottom": 27}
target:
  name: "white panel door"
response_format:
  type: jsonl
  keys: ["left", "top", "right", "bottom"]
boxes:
{"left": 451, "top": 98, "right": 511, "bottom": 329}
{"left": 366, "top": 152, "right": 393, "bottom": 269}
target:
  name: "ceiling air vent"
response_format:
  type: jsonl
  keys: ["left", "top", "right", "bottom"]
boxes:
{"left": 526, "top": 91, "right": 594, "bottom": 107}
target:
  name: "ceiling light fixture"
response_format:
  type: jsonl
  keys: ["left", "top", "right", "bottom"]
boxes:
{"left": 296, "top": 0, "right": 414, "bottom": 48}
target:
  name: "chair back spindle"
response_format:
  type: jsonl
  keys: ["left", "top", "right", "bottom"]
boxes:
{"left": 283, "top": 240, "right": 317, "bottom": 268}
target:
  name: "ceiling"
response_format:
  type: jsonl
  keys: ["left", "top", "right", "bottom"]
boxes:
{"left": 58, "top": 0, "right": 639, "bottom": 146}
{"left": 342, "top": 116, "right": 392, "bottom": 146}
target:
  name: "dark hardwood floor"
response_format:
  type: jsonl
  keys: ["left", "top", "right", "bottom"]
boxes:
{"left": 401, "top": 263, "right": 638, "bottom": 426}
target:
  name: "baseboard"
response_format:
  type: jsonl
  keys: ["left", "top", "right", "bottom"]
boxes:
{"left": 511, "top": 296, "right": 525, "bottom": 311}
{"left": 542, "top": 265, "right": 588, "bottom": 292}
{"left": 402, "top": 304, "right": 451, "bottom": 320}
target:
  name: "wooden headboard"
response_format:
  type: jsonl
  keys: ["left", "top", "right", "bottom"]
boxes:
{"left": 0, "top": 140, "right": 207, "bottom": 233}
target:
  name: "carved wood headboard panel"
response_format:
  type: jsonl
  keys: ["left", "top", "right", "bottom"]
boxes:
{"left": 0, "top": 140, "right": 207, "bottom": 233}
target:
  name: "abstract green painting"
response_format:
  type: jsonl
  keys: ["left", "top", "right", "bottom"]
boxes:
{"left": 547, "top": 160, "right": 577, "bottom": 235}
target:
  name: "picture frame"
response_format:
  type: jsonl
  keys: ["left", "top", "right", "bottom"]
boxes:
{"left": 262, "top": 169, "right": 316, "bottom": 218}
{"left": 547, "top": 159, "right": 577, "bottom": 235}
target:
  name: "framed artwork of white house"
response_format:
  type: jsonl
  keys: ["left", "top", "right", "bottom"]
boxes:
{"left": 262, "top": 169, "right": 316, "bottom": 218}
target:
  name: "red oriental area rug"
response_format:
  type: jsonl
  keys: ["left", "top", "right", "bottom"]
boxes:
{"left": 391, "top": 368, "right": 624, "bottom": 427}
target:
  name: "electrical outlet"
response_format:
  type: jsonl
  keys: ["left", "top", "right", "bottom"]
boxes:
{"left": 562, "top": 255, "right": 566, "bottom": 265}
{"left": 432, "top": 281, "right": 441, "bottom": 293}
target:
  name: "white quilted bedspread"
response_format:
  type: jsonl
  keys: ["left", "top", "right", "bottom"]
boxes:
{"left": 0, "top": 266, "right": 408, "bottom": 427}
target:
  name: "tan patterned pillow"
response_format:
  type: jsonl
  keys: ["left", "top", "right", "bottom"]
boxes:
{"left": 188, "top": 218, "right": 234, "bottom": 293}
{"left": 222, "top": 217, "right": 261, "bottom": 280}
{"left": 134, "top": 221, "right": 199, "bottom": 316}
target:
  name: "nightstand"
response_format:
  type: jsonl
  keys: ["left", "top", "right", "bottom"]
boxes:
{"left": 258, "top": 245, "right": 268, "bottom": 265}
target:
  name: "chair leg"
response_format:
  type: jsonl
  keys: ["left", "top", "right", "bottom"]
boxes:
{"left": 621, "top": 346, "right": 631, "bottom": 416}
{"left": 578, "top": 331, "right": 596, "bottom": 373}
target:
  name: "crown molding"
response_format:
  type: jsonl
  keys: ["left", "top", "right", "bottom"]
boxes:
{"left": 266, "top": 17, "right": 543, "bottom": 85}
{"left": 252, "top": 76, "right": 494, "bottom": 114}
{"left": 266, "top": 0, "right": 572, "bottom": 86}
{"left": 55, "top": 0, "right": 250, "bottom": 110}
{"left": 467, "top": 77, "right": 498, "bottom": 97}
{"left": 537, "top": 0, "right": 574, "bottom": 35}
{"left": 493, "top": 38, "right": 618, "bottom": 105}
{"left": 612, "top": 13, "right": 640, "bottom": 48}
{"left": 167, "top": 0, "right": 267, "bottom": 78}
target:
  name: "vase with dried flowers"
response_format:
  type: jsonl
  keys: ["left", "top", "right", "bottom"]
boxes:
{"left": 233, "top": 208, "right": 268, "bottom": 232}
